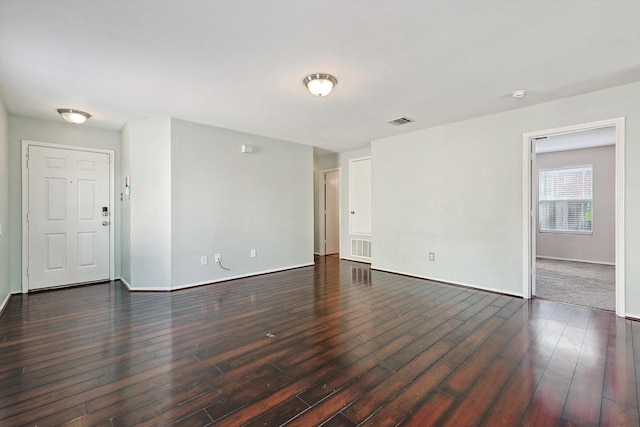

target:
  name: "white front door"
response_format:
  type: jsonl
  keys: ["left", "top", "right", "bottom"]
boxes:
{"left": 27, "top": 145, "right": 111, "bottom": 290}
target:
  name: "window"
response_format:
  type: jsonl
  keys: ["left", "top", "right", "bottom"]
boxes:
{"left": 539, "top": 166, "right": 593, "bottom": 234}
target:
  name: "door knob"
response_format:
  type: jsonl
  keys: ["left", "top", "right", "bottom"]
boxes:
{"left": 102, "top": 221, "right": 109, "bottom": 226}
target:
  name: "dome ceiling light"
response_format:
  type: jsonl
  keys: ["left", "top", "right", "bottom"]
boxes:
{"left": 57, "top": 108, "right": 91, "bottom": 124}
{"left": 303, "top": 73, "right": 337, "bottom": 97}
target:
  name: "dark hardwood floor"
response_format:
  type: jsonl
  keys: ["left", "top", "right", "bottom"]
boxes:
{"left": 1, "top": 256, "right": 639, "bottom": 426}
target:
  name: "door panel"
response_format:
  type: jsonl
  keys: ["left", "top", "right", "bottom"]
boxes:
{"left": 78, "top": 180, "right": 96, "bottom": 219}
{"left": 46, "top": 233, "right": 66, "bottom": 269}
{"left": 77, "top": 232, "right": 97, "bottom": 266}
{"left": 47, "top": 177, "right": 66, "bottom": 219}
{"left": 349, "top": 158, "right": 372, "bottom": 235}
{"left": 28, "top": 145, "right": 110, "bottom": 290}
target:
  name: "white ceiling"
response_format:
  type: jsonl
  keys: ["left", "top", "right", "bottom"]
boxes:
{"left": 1, "top": 0, "right": 639, "bottom": 153}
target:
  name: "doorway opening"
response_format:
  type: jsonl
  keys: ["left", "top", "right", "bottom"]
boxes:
{"left": 319, "top": 169, "right": 340, "bottom": 257}
{"left": 522, "top": 118, "right": 625, "bottom": 316}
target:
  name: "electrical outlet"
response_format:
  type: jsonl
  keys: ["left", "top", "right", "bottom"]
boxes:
{"left": 215, "top": 253, "right": 221, "bottom": 263}
{"left": 200, "top": 256, "right": 208, "bottom": 266}
{"left": 250, "top": 249, "right": 256, "bottom": 258}
{"left": 429, "top": 252, "right": 435, "bottom": 262}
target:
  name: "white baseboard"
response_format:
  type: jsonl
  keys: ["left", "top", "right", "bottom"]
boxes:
{"left": 124, "top": 262, "right": 315, "bottom": 292}
{"left": 625, "top": 312, "right": 640, "bottom": 321}
{"left": 340, "top": 256, "right": 371, "bottom": 264}
{"left": 118, "top": 277, "right": 132, "bottom": 290}
{"left": 126, "top": 286, "right": 172, "bottom": 291}
{"left": 0, "top": 292, "right": 12, "bottom": 317}
{"left": 536, "top": 256, "right": 615, "bottom": 266}
{"left": 370, "top": 265, "right": 522, "bottom": 298}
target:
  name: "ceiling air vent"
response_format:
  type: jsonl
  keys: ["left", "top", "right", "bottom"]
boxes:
{"left": 387, "top": 117, "right": 414, "bottom": 126}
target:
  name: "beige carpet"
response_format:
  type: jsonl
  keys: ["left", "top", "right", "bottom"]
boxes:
{"left": 535, "top": 258, "right": 615, "bottom": 311}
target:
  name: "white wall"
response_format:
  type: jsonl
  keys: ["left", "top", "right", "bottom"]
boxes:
{"left": 372, "top": 82, "right": 640, "bottom": 316}
{"left": 170, "top": 119, "right": 313, "bottom": 288}
{"left": 6, "top": 115, "right": 312, "bottom": 292}
{"left": 536, "top": 145, "right": 615, "bottom": 264}
{"left": 339, "top": 147, "right": 371, "bottom": 262}
{"left": 7, "top": 115, "right": 121, "bottom": 293}
{"left": 0, "top": 98, "right": 9, "bottom": 312}
{"left": 121, "top": 118, "right": 172, "bottom": 289}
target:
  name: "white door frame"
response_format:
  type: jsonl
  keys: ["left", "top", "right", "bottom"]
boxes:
{"left": 21, "top": 140, "right": 116, "bottom": 293}
{"left": 522, "top": 118, "right": 625, "bottom": 317}
{"left": 318, "top": 168, "right": 341, "bottom": 256}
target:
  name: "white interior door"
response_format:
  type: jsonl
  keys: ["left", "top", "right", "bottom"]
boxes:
{"left": 349, "top": 158, "right": 372, "bottom": 235}
{"left": 27, "top": 145, "right": 111, "bottom": 290}
{"left": 324, "top": 170, "right": 340, "bottom": 254}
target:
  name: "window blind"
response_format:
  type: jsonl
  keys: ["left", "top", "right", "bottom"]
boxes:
{"left": 539, "top": 166, "right": 593, "bottom": 234}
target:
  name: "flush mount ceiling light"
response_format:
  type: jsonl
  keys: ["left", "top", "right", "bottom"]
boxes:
{"left": 57, "top": 108, "right": 91, "bottom": 124}
{"left": 511, "top": 89, "right": 527, "bottom": 98}
{"left": 303, "top": 73, "right": 337, "bottom": 97}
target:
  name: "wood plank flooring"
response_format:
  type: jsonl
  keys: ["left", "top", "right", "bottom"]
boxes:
{"left": 1, "top": 256, "right": 639, "bottom": 426}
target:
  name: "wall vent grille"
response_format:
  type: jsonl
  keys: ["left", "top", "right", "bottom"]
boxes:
{"left": 388, "top": 117, "right": 414, "bottom": 126}
{"left": 351, "top": 238, "right": 372, "bottom": 258}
